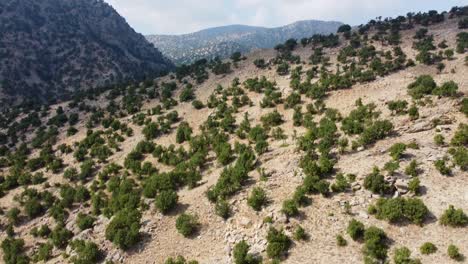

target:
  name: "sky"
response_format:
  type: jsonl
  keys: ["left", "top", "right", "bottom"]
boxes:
{"left": 104, "top": 0, "right": 468, "bottom": 35}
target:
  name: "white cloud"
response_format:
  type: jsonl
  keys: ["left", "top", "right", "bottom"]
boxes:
{"left": 104, "top": 0, "right": 465, "bottom": 35}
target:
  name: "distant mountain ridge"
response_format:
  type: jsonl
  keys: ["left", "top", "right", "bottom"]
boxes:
{"left": 0, "top": 0, "right": 173, "bottom": 103}
{"left": 146, "top": 20, "right": 343, "bottom": 64}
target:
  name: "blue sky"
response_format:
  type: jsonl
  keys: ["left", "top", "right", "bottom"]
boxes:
{"left": 104, "top": 0, "right": 468, "bottom": 35}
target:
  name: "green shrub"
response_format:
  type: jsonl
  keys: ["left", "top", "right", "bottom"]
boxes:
{"left": 179, "top": 86, "right": 195, "bottom": 102}
{"left": 434, "top": 159, "right": 452, "bottom": 175}
{"left": 292, "top": 186, "right": 309, "bottom": 206}
{"left": 51, "top": 224, "right": 74, "bottom": 249}
{"left": 448, "top": 244, "right": 463, "bottom": 261}
{"left": 164, "top": 256, "right": 199, "bottom": 264}
{"left": 33, "top": 243, "right": 53, "bottom": 262}
{"left": 407, "top": 75, "right": 437, "bottom": 99}
{"left": 176, "top": 122, "right": 192, "bottom": 143}
{"left": 451, "top": 124, "right": 467, "bottom": 147}
{"left": 405, "top": 160, "right": 419, "bottom": 177}
{"left": 338, "top": 24, "right": 351, "bottom": 33}
{"left": 363, "top": 226, "right": 388, "bottom": 262}
{"left": 285, "top": 92, "right": 301, "bottom": 108}
{"left": 336, "top": 234, "right": 347, "bottom": 246}
{"left": 266, "top": 227, "right": 291, "bottom": 259}
{"left": 331, "top": 173, "right": 350, "bottom": 193}
{"left": 105, "top": 209, "right": 141, "bottom": 250}
{"left": 393, "top": 247, "right": 420, "bottom": 264}
{"left": 1, "top": 238, "right": 29, "bottom": 264}
{"left": 276, "top": 62, "right": 290, "bottom": 76}
{"left": 176, "top": 213, "right": 199, "bottom": 237}
{"left": 155, "top": 190, "right": 179, "bottom": 214}
{"left": 293, "top": 107, "right": 303, "bottom": 126}
{"left": 439, "top": 205, "right": 468, "bottom": 227}
{"left": 69, "top": 240, "right": 101, "bottom": 264}
{"left": 408, "top": 177, "right": 421, "bottom": 195}
{"left": 255, "top": 140, "right": 268, "bottom": 155}
{"left": 363, "top": 167, "right": 390, "bottom": 194}
{"left": 347, "top": 219, "right": 365, "bottom": 241}
{"left": 403, "top": 198, "right": 430, "bottom": 225}
{"left": 461, "top": 98, "right": 468, "bottom": 117}
{"left": 359, "top": 120, "right": 393, "bottom": 146}
{"left": 212, "top": 61, "right": 232, "bottom": 75}
{"left": 341, "top": 100, "right": 378, "bottom": 135}
{"left": 281, "top": 199, "right": 299, "bottom": 217}
{"left": 293, "top": 225, "right": 307, "bottom": 241}
{"left": 434, "top": 134, "right": 445, "bottom": 146}
{"left": 247, "top": 187, "right": 267, "bottom": 211}
{"left": 420, "top": 242, "right": 437, "bottom": 255}
{"left": 233, "top": 240, "right": 261, "bottom": 264}
{"left": 142, "top": 122, "right": 160, "bottom": 140}
{"left": 206, "top": 147, "right": 256, "bottom": 202}
{"left": 192, "top": 100, "right": 204, "bottom": 109}
{"left": 49, "top": 203, "right": 69, "bottom": 223}
{"left": 449, "top": 147, "right": 467, "bottom": 171}
{"left": 313, "top": 179, "right": 330, "bottom": 196}
{"left": 433, "top": 81, "right": 458, "bottom": 97}
{"left": 389, "top": 143, "right": 406, "bottom": 160}
{"left": 260, "top": 110, "right": 283, "bottom": 128}
{"left": 215, "top": 200, "right": 230, "bottom": 219}
{"left": 408, "top": 105, "right": 419, "bottom": 120}
{"left": 64, "top": 167, "right": 79, "bottom": 181}
{"left": 6, "top": 207, "right": 20, "bottom": 225}
{"left": 388, "top": 100, "right": 408, "bottom": 115}
{"left": 248, "top": 125, "right": 267, "bottom": 143}
{"left": 79, "top": 159, "right": 95, "bottom": 181}
{"left": 371, "top": 197, "right": 429, "bottom": 225}
{"left": 384, "top": 161, "right": 400, "bottom": 175}
{"left": 253, "top": 59, "right": 267, "bottom": 69}
{"left": 216, "top": 142, "right": 234, "bottom": 165}
{"left": 76, "top": 213, "right": 96, "bottom": 231}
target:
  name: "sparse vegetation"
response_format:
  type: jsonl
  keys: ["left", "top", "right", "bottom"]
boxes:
{"left": 448, "top": 244, "right": 463, "bottom": 261}
{"left": 347, "top": 219, "right": 365, "bottom": 241}
{"left": 247, "top": 187, "right": 267, "bottom": 211}
{"left": 420, "top": 242, "right": 437, "bottom": 255}
{"left": 0, "top": 6, "right": 466, "bottom": 264}
{"left": 439, "top": 205, "right": 468, "bottom": 227}
{"left": 233, "top": 240, "right": 261, "bottom": 264}
{"left": 105, "top": 209, "right": 141, "bottom": 250}
{"left": 369, "top": 197, "right": 429, "bottom": 225}
{"left": 266, "top": 227, "right": 291, "bottom": 260}
{"left": 176, "top": 213, "right": 199, "bottom": 237}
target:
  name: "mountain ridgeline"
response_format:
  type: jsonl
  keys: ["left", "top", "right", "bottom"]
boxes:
{"left": 0, "top": 0, "right": 173, "bottom": 104}
{"left": 146, "top": 20, "right": 343, "bottom": 65}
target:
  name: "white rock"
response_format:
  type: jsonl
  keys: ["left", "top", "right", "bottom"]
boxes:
{"left": 239, "top": 217, "right": 252, "bottom": 227}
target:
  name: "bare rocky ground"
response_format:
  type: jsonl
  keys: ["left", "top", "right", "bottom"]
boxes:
{"left": 0, "top": 15, "right": 466, "bottom": 264}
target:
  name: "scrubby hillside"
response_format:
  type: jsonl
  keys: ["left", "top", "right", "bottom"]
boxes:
{"left": 0, "top": 7, "right": 467, "bottom": 264}
{"left": 146, "top": 20, "right": 342, "bottom": 65}
{"left": 0, "top": 0, "right": 173, "bottom": 104}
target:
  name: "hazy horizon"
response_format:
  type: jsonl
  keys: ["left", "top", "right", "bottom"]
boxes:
{"left": 104, "top": 0, "right": 467, "bottom": 35}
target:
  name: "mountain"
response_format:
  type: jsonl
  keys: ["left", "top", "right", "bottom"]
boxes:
{"left": 0, "top": 6, "right": 467, "bottom": 264}
{"left": 0, "top": 0, "right": 173, "bottom": 103}
{"left": 146, "top": 20, "right": 343, "bottom": 64}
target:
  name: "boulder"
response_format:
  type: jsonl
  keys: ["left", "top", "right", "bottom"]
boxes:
{"left": 395, "top": 179, "right": 409, "bottom": 194}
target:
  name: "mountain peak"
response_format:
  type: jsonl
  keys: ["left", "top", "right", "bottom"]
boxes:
{"left": 146, "top": 20, "right": 343, "bottom": 64}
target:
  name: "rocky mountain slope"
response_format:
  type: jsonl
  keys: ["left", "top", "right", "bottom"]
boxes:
{"left": 0, "top": 0, "right": 173, "bottom": 104}
{"left": 0, "top": 6, "right": 467, "bottom": 264}
{"left": 146, "top": 20, "right": 343, "bottom": 65}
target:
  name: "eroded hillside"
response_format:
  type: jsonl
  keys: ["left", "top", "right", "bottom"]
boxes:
{"left": 0, "top": 7, "right": 467, "bottom": 264}
{"left": 0, "top": 0, "right": 173, "bottom": 104}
